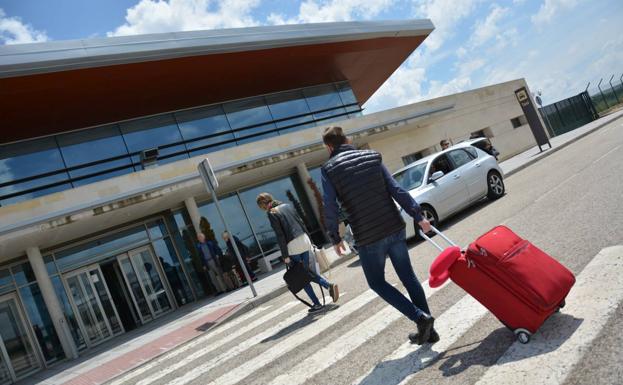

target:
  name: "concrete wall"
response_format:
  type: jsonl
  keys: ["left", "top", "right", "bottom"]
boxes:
{"left": 366, "top": 78, "right": 539, "bottom": 172}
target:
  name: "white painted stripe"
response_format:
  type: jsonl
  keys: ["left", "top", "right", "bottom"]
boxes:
{"left": 131, "top": 300, "right": 310, "bottom": 385}
{"left": 476, "top": 246, "right": 623, "bottom": 385}
{"left": 351, "top": 294, "right": 488, "bottom": 385}
{"left": 107, "top": 303, "right": 278, "bottom": 385}
{"left": 268, "top": 280, "right": 449, "bottom": 385}
{"left": 172, "top": 291, "right": 379, "bottom": 385}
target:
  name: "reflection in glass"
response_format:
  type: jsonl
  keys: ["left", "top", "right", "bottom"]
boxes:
{"left": 0, "top": 297, "right": 39, "bottom": 380}
{"left": 89, "top": 270, "right": 122, "bottom": 335}
{"left": 120, "top": 114, "right": 188, "bottom": 168}
{"left": 152, "top": 238, "right": 194, "bottom": 306}
{"left": 304, "top": 84, "right": 347, "bottom": 120}
{"left": 11, "top": 263, "right": 36, "bottom": 287}
{"left": 118, "top": 257, "right": 153, "bottom": 323}
{"left": 0, "top": 269, "right": 13, "bottom": 289}
{"left": 129, "top": 249, "right": 171, "bottom": 316}
{"left": 196, "top": 194, "right": 261, "bottom": 259}
{"left": 55, "top": 226, "right": 149, "bottom": 272}
{"left": 66, "top": 276, "right": 99, "bottom": 342}
{"left": 165, "top": 214, "right": 208, "bottom": 298}
{"left": 57, "top": 124, "right": 133, "bottom": 185}
{"left": 51, "top": 276, "right": 86, "bottom": 350}
{"left": 146, "top": 220, "right": 168, "bottom": 240}
{"left": 238, "top": 174, "right": 320, "bottom": 253}
{"left": 176, "top": 105, "right": 236, "bottom": 156}
{"left": 19, "top": 284, "right": 65, "bottom": 363}
{"left": 0, "top": 137, "right": 70, "bottom": 206}
{"left": 223, "top": 98, "right": 277, "bottom": 143}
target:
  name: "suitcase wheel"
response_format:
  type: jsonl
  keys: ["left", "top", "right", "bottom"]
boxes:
{"left": 556, "top": 299, "right": 566, "bottom": 313}
{"left": 514, "top": 328, "right": 531, "bottom": 344}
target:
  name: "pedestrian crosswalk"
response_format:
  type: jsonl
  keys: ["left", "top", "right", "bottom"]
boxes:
{"left": 108, "top": 246, "right": 623, "bottom": 385}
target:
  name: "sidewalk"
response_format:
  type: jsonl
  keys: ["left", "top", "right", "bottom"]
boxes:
{"left": 500, "top": 109, "right": 623, "bottom": 177}
{"left": 21, "top": 110, "right": 623, "bottom": 385}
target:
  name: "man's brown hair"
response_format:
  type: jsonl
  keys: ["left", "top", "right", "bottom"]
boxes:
{"left": 322, "top": 126, "right": 347, "bottom": 148}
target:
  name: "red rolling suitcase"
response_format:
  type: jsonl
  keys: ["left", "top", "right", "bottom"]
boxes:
{"left": 423, "top": 225, "right": 575, "bottom": 343}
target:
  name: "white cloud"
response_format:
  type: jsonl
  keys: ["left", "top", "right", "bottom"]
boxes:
{"left": 268, "top": 0, "right": 394, "bottom": 25}
{"left": 0, "top": 8, "right": 48, "bottom": 45}
{"left": 414, "top": 0, "right": 480, "bottom": 52}
{"left": 108, "top": 0, "right": 261, "bottom": 37}
{"left": 469, "top": 4, "right": 509, "bottom": 48}
{"left": 531, "top": 0, "right": 579, "bottom": 26}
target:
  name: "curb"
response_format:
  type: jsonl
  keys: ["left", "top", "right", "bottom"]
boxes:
{"left": 504, "top": 112, "right": 623, "bottom": 178}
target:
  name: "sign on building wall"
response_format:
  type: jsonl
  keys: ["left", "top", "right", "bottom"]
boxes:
{"left": 515, "top": 87, "right": 552, "bottom": 151}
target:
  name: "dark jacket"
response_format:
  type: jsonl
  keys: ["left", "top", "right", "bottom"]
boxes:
{"left": 225, "top": 236, "right": 250, "bottom": 259}
{"left": 196, "top": 240, "right": 223, "bottom": 267}
{"left": 267, "top": 203, "right": 306, "bottom": 259}
{"left": 322, "top": 144, "right": 417, "bottom": 246}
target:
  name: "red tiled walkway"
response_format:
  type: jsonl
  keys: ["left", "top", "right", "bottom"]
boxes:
{"left": 61, "top": 304, "right": 240, "bottom": 385}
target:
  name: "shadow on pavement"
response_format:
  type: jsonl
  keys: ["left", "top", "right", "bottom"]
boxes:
{"left": 357, "top": 313, "right": 581, "bottom": 385}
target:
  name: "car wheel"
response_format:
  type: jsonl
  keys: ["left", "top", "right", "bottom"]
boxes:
{"left": 416, "top": 204, "right": 438, "bottom": 239}
{"left": 487, "top": 171, "right": 505, "bottom": 200}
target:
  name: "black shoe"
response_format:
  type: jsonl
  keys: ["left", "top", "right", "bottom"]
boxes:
{"left": 308, "top": 304, "right": 324, "bottom": 313}
{"left": 409, "top": 328, "right": 440, "bottom": 344}
{"left": 413, "top": 313, "right": 435, "bottom": 345}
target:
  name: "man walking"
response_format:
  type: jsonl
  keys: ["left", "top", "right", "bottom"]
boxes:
{"left": 222, "top": 231, "right": 257, "bottom": 282}
{"left": 196, "top": 232, "right": 228, "bottom": 294}
{"left": 321, "top": 126, "right": 438, "bottom": 344}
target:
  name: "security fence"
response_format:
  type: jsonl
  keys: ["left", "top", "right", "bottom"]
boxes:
{"left": 539, "top": 74, "right": 622, "bottom": 136}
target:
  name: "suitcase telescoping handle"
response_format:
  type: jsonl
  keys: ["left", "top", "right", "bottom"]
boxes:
{"left": 418, "top": 226, "right": 457, "bottom": 251}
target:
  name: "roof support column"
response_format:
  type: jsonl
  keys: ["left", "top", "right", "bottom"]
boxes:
{"left": 184, "top": 197, "right": 202, "bottom": 235}
{"left": 26, "top": 246, "right": 79, "bottom": 360}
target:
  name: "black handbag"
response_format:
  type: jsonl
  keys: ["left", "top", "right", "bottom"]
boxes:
{"left": 283, "top": 262, "right": 325, "bottom": 308}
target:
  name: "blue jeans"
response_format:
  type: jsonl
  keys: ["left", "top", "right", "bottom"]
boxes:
{"left": 290, "top": 251, "right": 330, "bottom": 306}
{"left": 358, "top": 229, "right": 430, "bottom": 322}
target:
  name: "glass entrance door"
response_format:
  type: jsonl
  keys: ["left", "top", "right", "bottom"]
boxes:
{"left": 0, "top": 293, "right": 40, "bottom": 384}
{"left": 65, "top": 266, "right": 123, "bottom": 348}
{"left": 118, "top": 246, "right": 172, "bottom": 324}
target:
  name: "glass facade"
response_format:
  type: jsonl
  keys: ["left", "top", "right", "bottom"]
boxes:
{"left": 171, "top": 171, "right": 325, "bottom": 279}
{"left": 0, "top": 81, "right": 361, "bottom": 207}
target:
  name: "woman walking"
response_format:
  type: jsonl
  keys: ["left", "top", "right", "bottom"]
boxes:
{"left": 257, "top": 192, "right": 339, "bottom": 313}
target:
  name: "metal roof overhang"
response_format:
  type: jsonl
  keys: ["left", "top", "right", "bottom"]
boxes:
{"left": 0, "top": 20, "right": 433, "bottom": 144}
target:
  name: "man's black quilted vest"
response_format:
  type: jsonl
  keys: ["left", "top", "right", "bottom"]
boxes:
{"left": 323, "top": 145, "right": 405, "bottom": 246}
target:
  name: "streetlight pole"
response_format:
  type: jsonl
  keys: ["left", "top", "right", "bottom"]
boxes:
{"left": 198, "top": 159, "right": 257, "bottom": 297}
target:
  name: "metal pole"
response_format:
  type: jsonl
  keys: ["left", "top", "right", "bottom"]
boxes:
{"left": 609, "top": 74, "right": 621, "bottom": 104}
{"left": 585, "top": 81, "right": 590, "bottom": 92}
{"left": 210, "top": 187, "right": 257, "bottom": 297}
{"left": 597, "top": 78, "right": 609, "bottom": 109}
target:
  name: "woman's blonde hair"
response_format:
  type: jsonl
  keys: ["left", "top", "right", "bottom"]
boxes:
{"left": 256, "top": 192, "right": 274, "bottom": 208}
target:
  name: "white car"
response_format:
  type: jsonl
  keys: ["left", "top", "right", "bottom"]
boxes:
{"left": 392, "top": 146, "right": 505, "bottom": 238}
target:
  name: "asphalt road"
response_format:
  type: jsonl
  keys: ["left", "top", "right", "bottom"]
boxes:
{"left": 107, "top": 117, "right": 623, "bottom": 385}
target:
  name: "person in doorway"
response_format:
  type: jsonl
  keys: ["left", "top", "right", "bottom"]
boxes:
{"left": 196, "top": 232, "right": 229, "bottom": 294}
{"left": 320, "top": 126, "right": 438, "bottom": 345}
{"left": 222, "top": 231, "right": 257, "bottom": 282}
{"left": 256, "top": 192, "right": 339, "bottom": 313}
{"left": 440, "top": 139, "right": 450, "bottom": 150}
{"left": 218, "top": 251, "right": 241, "bottom": 290}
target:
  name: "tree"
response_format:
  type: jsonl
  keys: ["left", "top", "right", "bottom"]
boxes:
{"left": 199, "top": 216, "right": 216, "bottom": 241}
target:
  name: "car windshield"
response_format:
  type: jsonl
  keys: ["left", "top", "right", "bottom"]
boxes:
{"left": 393, "top": 163, "right": 427, "bottom": 191}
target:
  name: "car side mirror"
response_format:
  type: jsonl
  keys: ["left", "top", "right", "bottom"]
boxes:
{"left": 430, "top": 171, "right": 444, "bottom": 182}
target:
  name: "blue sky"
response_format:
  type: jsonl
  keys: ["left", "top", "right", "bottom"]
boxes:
{"left": 1, "top": 0, "right": 621, "bottom": 113}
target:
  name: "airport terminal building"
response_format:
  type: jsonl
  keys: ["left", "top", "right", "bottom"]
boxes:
{"left": 0, "top": 19, "right": 542, "bottom": 381}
